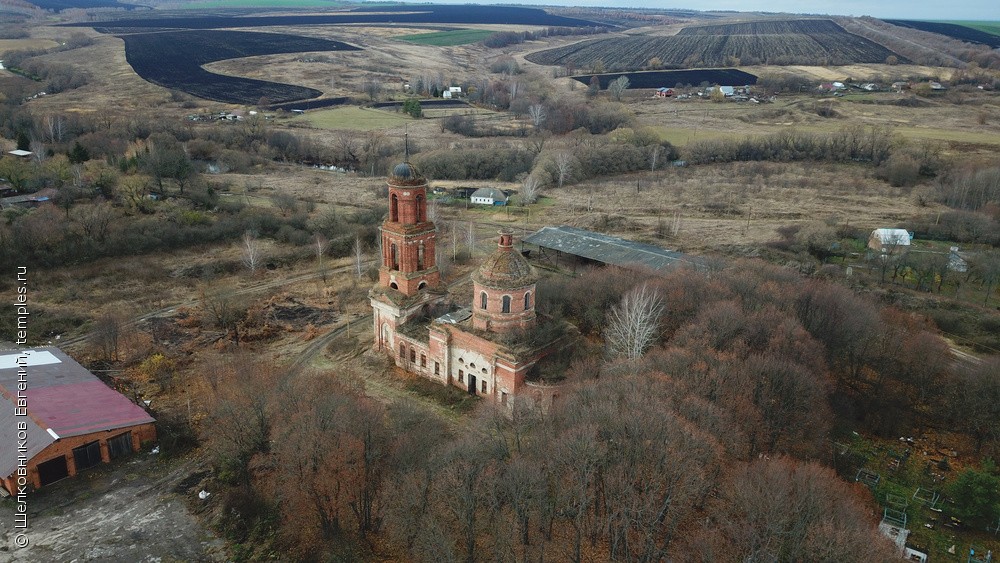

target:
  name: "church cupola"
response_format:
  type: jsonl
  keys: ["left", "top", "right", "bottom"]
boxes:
{"left": 472, "top": 229, "right": 537, "bottom": 333}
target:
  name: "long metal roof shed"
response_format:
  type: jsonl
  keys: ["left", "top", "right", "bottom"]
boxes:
{"left": 523, "top": 225, "right": 706, "bottom": 272}
{"left": 0, "top": 347, "right": 155, "bottom": 479}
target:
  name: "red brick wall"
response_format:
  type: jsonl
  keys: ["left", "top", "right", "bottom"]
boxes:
{"left": 2, "top": 422, "right": 156, "bottom": 494}
{"left": 472, "top": 282, "right": 536, "bottom": 332}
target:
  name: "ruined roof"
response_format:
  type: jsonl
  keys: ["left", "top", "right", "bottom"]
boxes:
{"left": 388, "top": 162, "right": 425, "bottom": 185}
{"left": 524, "top": 225, "right": 705, "bottom": 272}
{"left": 473, "top": 237, "right": 537, "bottom": 290}
{"left": 0, "top": 348, "right": 155, "bottom": 478}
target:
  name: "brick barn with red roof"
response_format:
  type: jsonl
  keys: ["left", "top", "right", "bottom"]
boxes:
{"left": 0, "top": 347, "right": 156, "bottom": 494}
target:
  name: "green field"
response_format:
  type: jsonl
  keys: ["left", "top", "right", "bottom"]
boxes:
{"left": 294, "top": 106, "right": 412, "bottom": 131}
{"left": 398, "top": 29, "right": 493, "bottom": 46}
{"left": 937, "top": 20, "right": 1000, "bottom": 36}
{"left": 181, "top": 0, "right": 345, "bottom": 8}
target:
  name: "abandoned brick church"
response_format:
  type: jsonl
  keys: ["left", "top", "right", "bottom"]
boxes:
{"left": 369, "top": 160, "right": 564, "bottom": 408}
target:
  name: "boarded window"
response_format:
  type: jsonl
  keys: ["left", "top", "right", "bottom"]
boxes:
{"left": 434, "top": 362, "right": 440, "bottom": 375}
{"left": 502, "top": 295, "right": 511, "bottom": 313}
{"left": 421, "top": 354, "right": 427, "bottom": 367}
{"left": 481, "top": 381, "right": 487, "bottom": 394}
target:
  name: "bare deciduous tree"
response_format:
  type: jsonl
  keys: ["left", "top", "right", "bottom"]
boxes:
{"left": 528, "top": 104, "right": 546, "bottom": 128}
{"left": 608, "top": 76, "right": 630, "bottom": 102}
{"left": 363, "top": 77, "right": 383, "bottom": 101}
{"left": 314, "top": 234, "right": 329, "bottom": 282}
{"left": 554, "top": 151, "right": 573, "bottom": 187}
{"left": 241, "top": 230, "right": 262, "bottom": 276}
{"left": 92, "top": 310, "right": 126, "bottom": 362}
{"left": 520, "top": 174, "right": 543, "bottom": 205}
{"left": 605, "top": 282, "right": 664, "bottom": 361}
{"left": 354, "top": 235, "right": 365, "bottom": 279}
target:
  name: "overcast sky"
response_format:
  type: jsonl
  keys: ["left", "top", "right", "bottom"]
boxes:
{"left": 414, "top": 0, "right": 996, "bottom": 21}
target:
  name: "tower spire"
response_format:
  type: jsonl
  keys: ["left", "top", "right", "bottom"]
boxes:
{"left": 404, "top": 126, "right": 409, "bottom": 162}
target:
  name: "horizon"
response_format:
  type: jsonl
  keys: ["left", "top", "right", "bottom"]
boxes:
{"left": 372, "top": 0, "right": 998, "bottom": 22}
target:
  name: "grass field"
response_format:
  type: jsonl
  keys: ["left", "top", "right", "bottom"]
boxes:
{"left": 295, "top": 106, "right": 412, "bottom": 130}
{"left": 0, "top": 38, "right": 59, "bottom": 57}
{"left": 397, "top": 29, "right": 493, "bottom": 46}
{"left": 180, "top": 0, "right": 345, "bottom": 8}
{"left": 937, "top": 21, "right": 1000, "bottom": 36}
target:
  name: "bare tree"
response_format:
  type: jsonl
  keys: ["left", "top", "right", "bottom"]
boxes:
{"left": 44, "top": 114, "right": 65, "bottom": 143}
{"left": 607, "top": 76, "right": 630, "bottom": 102}
{"left": 363, "top": 77, "right": 383, "bottom": 102}
{"left": 354, "top": 235, "right": 365, "bottom": 279}
{"left": 605, "top": 282, "right": 665, "bottom": 361}
{"left": 528, "top": 104, "right": 546, "bottom": 128}
{"left": 92, "top": 311, "right": 126, "bottom": 362}
{"left": 314, "top": 234, "right": 329, "bottom": 282}
{"left": 554, "top": 151, "right": 574, "bottom": 187}
{"left": 241, "top": 230, "right": 262, "bottom": 276}
{"left": 520, "top": 174, "right": 543, "bottom": 205}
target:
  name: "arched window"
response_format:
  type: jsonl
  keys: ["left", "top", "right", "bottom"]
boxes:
{"left": 416, "top": 194, "right": 426, "bottom": 222}
{"left": 418, "top": 281, "right": 427, "bottom": 290}
{"left": 524, "top": 292, "right": 532, "bottom": 310}
{"left": 390, "top": 243, "right": 398, "bottom": 270}
{"left": 390, "top": 193, "right": 399, "bottom": 222}
{"left": 480, "top": 292, "right": 488, "bottom": 310}
{"left": 390, "top": 282, "right": 398, "bottom": 290}
{"left": 417, "top": 242, "right": 425, "bottom": 270}
{"left": 501, "top": 295, "right": 511, "bottom": 313}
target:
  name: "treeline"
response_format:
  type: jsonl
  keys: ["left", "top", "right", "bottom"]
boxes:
{"left": 686, "top": 125, "right": 895, "bottom": 166}
{"left": 0, "top": 186, "right": 381, "bottom": 268}
{"left": 2, "top": 32, "right": 94, "bottom": 94}
{"left": 195, "top": 261, "right": 943, "bottom": 561}
{"left": 482, "top": 25, "right": 609, "bottom": 48}
{"left": 412, "top": 132, "right": 675, "bottom": 185}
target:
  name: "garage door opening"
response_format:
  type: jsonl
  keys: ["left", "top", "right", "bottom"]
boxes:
{"left": 107, "top": 432, "right": 133, "bottom": 460}
{"left": 73, "top": 441, "right": 102, "bottom": 472}
{"left": 37, "top": 456, "right": 69, "bottom": 487}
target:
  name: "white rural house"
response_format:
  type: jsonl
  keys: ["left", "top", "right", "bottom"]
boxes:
{"left": 868, "top": 228, "right": 912, "bottom": 254}
{"left": 470, "top": 187, "right": 508, "bottom": 206}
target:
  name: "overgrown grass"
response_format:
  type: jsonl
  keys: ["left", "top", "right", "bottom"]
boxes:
{"left": 295, "top": 106, "right": 412, "bottom": 131}
{"left": 404, "top": 376, "right": 479, "bottom": 414}
{"left": 398, "top": 29, "right": 494, "bottom": 46}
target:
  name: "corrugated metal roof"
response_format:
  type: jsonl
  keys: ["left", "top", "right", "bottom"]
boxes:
{"left": 524, "top": 225, "right": 705, "bottom": 272}
{"left": 0, "top": 348, "right": 155, "bottom": 478}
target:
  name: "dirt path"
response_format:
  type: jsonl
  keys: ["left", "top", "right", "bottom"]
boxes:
{"left": 0, "top": 453, "right": 223, "bottom": 562}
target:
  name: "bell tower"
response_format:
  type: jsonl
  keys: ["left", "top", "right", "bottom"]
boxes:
{"left": 378, "top": 160, "right": 439, "bottom": 296}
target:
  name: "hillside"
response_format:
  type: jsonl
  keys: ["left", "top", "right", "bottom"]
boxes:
{"left": 526, "top": 18, "right": 903, "bottom": 71}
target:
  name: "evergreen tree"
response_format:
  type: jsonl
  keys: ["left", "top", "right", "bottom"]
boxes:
{"left": 16, "top": 130, "right": 30, "bottom": 151}
{"left": 68, "top": 141, "right": 90, "bottom": 164}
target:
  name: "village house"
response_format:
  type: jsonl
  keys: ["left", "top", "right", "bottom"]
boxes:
{"left": 0, "top": 347, "right": 156, "bottom": 494}
{"left": 369, "top": 162, "right": 565, "bottom": 408}
{"left": 470, "top": 187, "right": 508, "bottom": 206}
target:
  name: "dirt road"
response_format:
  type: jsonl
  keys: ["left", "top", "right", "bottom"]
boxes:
{"left": 0, "top": 453, "right": 223, "bottom": 562}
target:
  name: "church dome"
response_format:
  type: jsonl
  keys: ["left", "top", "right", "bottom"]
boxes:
{"left": 472, "top": 231, "right": 537, "bottom": 290}
{"left": 389, "top": 162, "right": 424, "bottom": 184}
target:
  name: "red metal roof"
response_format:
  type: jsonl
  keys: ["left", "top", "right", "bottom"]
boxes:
{"left": 28, "top": 380, "right": 154, "bottom": 437}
